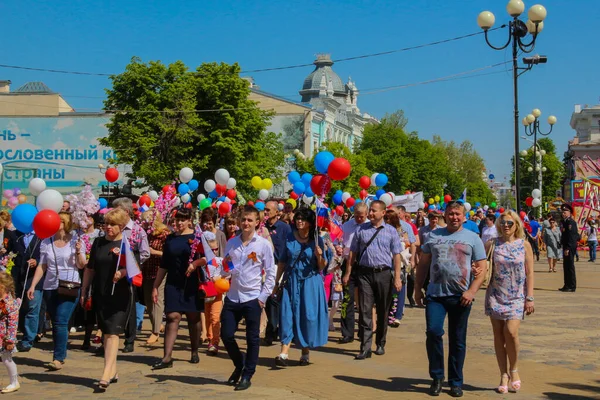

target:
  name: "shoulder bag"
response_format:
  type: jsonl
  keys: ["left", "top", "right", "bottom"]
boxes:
{"left": 198, "top": 265, "right": 218, "bottom": 300}
{"left": 51, "top": 238, "right": 81, "bottom": 299}
{"left": 352, "top": 226, "right": 384, "bottom": 270}
{"left": 481, "top": 239, "right": 495, "bottom": 289}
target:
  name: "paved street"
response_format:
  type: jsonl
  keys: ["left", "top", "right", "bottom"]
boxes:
{"left": 6, "top": 260, "right": 600, "bottom": 399}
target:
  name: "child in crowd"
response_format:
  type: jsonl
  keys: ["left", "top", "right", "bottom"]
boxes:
{"left": 202, "top": 232, "right": 224, "bottom": 356}
{"left": 0, "top": 272, "right": 20, "bottom": 393}
{"left": 327, "top": 244, "right": 345, "bottom": 332}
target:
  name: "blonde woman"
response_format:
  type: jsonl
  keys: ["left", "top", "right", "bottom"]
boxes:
{"left": 141, "top": 210, "right": 170, "bottom": 344}
{"left": 484, "top": 210, "right": 535, "bottom": 394}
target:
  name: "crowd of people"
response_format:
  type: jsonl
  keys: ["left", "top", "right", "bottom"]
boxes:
{"left": 0, "top": 196, "right": 585, "bottom": 396}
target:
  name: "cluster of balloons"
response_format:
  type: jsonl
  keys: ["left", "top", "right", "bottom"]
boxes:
{"left": 314, "top": 151, "right": 352, "bottom": 181}
{"left": 332, "top": 190, "right": 358, "bottom": 210}
{"left": 251, "top": 175, "right": 273, "bottom": 210}
{"left": 287, "top": 171, "right": 316, "bottom": 205}
{"left": 2, "top": 187, "right": 27, "bottom": 209}
{"left": 11, "top": 178, "right": 64, "bottom": 239}
{"left": 526, "top": 189, "right": 542, "bottom": 208}
{"left": 202, "top": 169, "right": 237, "bottom": 215}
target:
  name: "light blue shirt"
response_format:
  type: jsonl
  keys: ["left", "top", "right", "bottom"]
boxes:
{"left": 350, "top": 222, "right": 403, "bottom": 268}
{"left": 224, "top": 232, "right": 276, "bottom": 304}
{"left": 421, "top": 227, "right": 486, "bottom": 297}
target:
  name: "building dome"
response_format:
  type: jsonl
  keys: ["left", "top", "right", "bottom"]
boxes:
{"left": 300, "top": 54, "right": 347, "bottom": 103}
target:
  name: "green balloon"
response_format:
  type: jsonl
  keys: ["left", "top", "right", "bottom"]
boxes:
{"left": 490, "top": 202, "right": 497, "bottom": 208}
{"left": 200, "top": 198, "right": 212, "bottom": 210}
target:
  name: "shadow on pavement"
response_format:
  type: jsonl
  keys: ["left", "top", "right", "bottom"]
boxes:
{"left": 333, "top": 375, "right": 489, "bottom": 394}
{"left": 20, "top": 372, "right": 96, "bottom": 388}
{"left": 543, "top": 393, "right": 598, "bottom": 400}
{"left": 550, "top": 380, "right": 600, "bottom": 394}
{"left": 147, "top": 373, "right": 221, "bottom": 385}
{"left": 12, "top": 356, "right": 46, "bottom": 368}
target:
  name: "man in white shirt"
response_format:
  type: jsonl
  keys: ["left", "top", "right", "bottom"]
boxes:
{"left": 222, "top": 205, "right": 276, "bottom": 391}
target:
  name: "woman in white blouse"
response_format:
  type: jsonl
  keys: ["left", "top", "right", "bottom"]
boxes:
{"left": 28, "top": 212, "right": 86, "bottom": 371}
{"left": 481, "top": 214, "right": 499, "bottom": 244}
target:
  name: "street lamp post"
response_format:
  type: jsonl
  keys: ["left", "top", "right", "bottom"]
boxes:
{"left": 477, "top": 0, "right": 548, "bottom": 211}
{"left": 522, "top": 109, "right": 556, "bottom": 196}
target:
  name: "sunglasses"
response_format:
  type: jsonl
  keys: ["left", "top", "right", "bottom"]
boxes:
{"left": 499, "top": 220, "right": 515, "bottom": 227}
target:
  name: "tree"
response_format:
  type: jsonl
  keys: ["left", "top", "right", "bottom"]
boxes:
{"left": 100, "top": 57, "right": 284, "bottom": 195}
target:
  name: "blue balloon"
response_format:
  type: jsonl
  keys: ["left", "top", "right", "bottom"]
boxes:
{"left": 495, "top": 211, "right": 501, "bottom": 218}
{"left": 314, "top": 151, "right": 335, "bottom": 174}
{"left": 209, "top": 190, "right": 218, "bottom": 199}
{"left": 301, "top": 173, "right": 312, "bottom": 187}
{"left": 288, "top": 171, "right": 301, "bottom": 184}
{"left": 178, "top": 183, "right": 189, "bottom": 196}
{"left": 11, "top": 204, "right": 37, "bottom": 234}
{"left": 355, "top": 199, "right": 362, "bottom": 204}
{"left": 428, "top": 205, "right": 435, "bottom": 211}
{"left": 475, "top": 202, "right": 481, "bottom": 208}
{"left": 255, "top": 202, "right": 265, "bottom": 211}
{"left": 218, "top": 196, "right": 227, "bottom": 202}
{"left": 375, "top": 173, "right": 388, "bottom": 187}
{"left": 304, "top": 187, "right": 314, "bottom": 198}
{"left": 336, "top": 190, "right": 343, "bottom": 195}
{"left": 98, "top": 198, "right": 108, "bottom": 209}
{"left": 293, "top": 181, "right": 306, "bottom": 195}
{"left": 332, "top": 193, "right": 342, "bottom": 205}
{"left": 188, "top": 179, "right": 199, "bottom": 192}
{"left": 375, "top": 189, "right": 386, "bottom": 199}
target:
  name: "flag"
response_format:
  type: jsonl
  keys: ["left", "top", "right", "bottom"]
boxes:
{"left": 119, "top": 238, "right": 142, "bottom": 287}
{"left": 459, "top": 188, "right": 467, "bottom": 202}
{"left": 139, "top": 204, "right": 149, "bottom": 213}
{"left": 327, "top": 218, "right": 343, "bottom": 243}
{"left": 315, "top": 197, "right": 329, "bottom": 228}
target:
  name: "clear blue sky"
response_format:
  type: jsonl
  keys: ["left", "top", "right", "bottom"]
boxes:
{"left": 2, "top": 0, "right": 599, "bottom": 186}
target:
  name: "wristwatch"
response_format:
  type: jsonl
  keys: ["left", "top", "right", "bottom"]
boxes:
{"left": 526, "top": 296, "right": 534, "bottom": 302}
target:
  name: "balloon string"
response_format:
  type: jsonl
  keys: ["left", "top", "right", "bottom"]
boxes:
{"left": 19, "top": 237, "right": 41, "bottom": 302}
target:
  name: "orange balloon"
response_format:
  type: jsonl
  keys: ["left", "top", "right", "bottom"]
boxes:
{"left": 17, "top": 194, "right": 27, "bottom": 204}
{"left": 214, "top": 278, "right": 230, "bottom": 294}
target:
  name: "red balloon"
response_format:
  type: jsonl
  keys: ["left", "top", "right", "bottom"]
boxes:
{"left": 424, "top": 202, "right": 429, "bottom": 209}
{"left": 247, "top": 201, "right": 255, "bottom": 206}
{"left": 405, "top": 190, "right": 411, "bottom": 195}
{"left": 498, "top": 207, "right": 505, "bottom": 213}
{"left": 444, "top": 194, "right": 452, "bottom": 203}
{"left": 139, "top": 195, "right": 151, "bottom": 207}
{"left": 290, "top": 191, "right": 299, "bottom": 200}
{"left": 218, "top": 202, "right": 231, "bottom": 216}
{"left": 519, "top": 211, "right": 526, "bottom": 219}
{"left": 132, "top": 203, "right": 139, "bottom": 209}
{"left": 525, "top": 197, "right": 534, "bottom": 207}
{"left": 327, "top": 158, "right": 351, "bottom": 181}
{"left": 345, "top": 197, "right": 356, "bottom": 208}
{"left": 335, "top": 205, "right": 344, "bottom": 216}
{"left": 32, "top": 210, "right": 61, "bottom": 239}
{"left": 211, "top": 203, "right": 217, "bottom": 209}
{"left": 359, "top": 189, "right": 368, "bottom": 200}
{"left": 226, "top": 189, "right": 237, "bottom": 200}
{"left": 215, "top": 184, "right": 227, "bottom": 196}
{"left": 359, "top": 176, "right": 371, "bottom": 189}
{"left": 185, "top": 202, "right": 192, "bottom": 209}
{"left": 162, "top": 185, "right": 175, "bottom": 195}
{"left": 310, "top": 174, "right": 332, "bottom": 196}
{"left": 105, "top": 168, "right": 119, "bottom": 183}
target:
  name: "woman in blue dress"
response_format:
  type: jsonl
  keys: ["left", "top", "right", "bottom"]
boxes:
{"left": 275, "top": 208, "right": 329, "bottom": 366}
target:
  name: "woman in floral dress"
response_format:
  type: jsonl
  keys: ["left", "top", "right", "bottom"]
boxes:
{"left": 484, "top": 210, "right": 535, "bottom": 394}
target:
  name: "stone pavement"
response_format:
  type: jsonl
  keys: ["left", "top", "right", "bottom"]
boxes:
{"left": 4, "top": 260, "right": 600, "bottom": 399}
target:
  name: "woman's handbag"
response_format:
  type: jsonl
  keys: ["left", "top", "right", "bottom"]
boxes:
{"left": 51, "top": 238, "right": 81, "bottom": 299}
{"left": 481, "top": 240, "right": 495, "bottom": 288}
{"left": 198, "top": 266, "right": 218, "bottom": 299}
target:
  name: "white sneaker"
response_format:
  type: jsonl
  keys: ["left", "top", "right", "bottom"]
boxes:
{"left": 1, "top": 382, "right": 20, "bottom": 393}
{"left": 70, "top": 327, "right": 76, "bottom": 333}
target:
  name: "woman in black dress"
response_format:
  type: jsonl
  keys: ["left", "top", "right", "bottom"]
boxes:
{"left": 81, "top": 208, "right": 133, "bottom": 390}
{"left": 151, "top": 208, "right": 203, "bottom": 369}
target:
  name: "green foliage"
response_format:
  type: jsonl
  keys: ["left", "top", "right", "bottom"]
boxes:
{"left": 100, "top": 57, "right": 284, "bottom": 196}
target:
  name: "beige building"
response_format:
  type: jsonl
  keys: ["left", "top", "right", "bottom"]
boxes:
{"left": 0, "top": 80, "right": 75, "bottom": 116}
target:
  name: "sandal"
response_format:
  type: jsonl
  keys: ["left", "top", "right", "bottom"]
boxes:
{"left": 299, "top": 354, "right": 310, "bottom": 366}
{"left": 275, "top": 354, "right": 288, "bottom": 367}
{"left": 146, "top": 333, "right": 159, "bottom": 345}
{"left": 98, "top": 380, "right": 109, "bottom": 391}
{"left": 497, "top": 373, "right": 509, "bottom": 394}
{"left": 509, "top": 369, "right": 521, "bottom": 392}
{"left": 45, "top": 360, "right": 64, "bottom": 371}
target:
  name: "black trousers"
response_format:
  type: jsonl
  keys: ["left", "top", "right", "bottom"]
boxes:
{"left": 563, "top": 246, "right": 577, "bottom": 290}
{"left": 124, "top": 286, "right": 138, "bottom": 345}
{"left": 357, "top": 268, "right": 394, "bottom": 352}
{"left": 340, "top": 271, "right": 358, "bottom": 339}
{"left": 528, "top": 236, "right": 540, "bottom": 258}
{"left": 263, "top": 296, "right": 280, "bottom": 342}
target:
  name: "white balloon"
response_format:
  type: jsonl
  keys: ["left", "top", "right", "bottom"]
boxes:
{"left": 379, "top": 193, "right": 392, "bottom": 207}
{"left": 173, "top": 197, "right": 181, "bottom": 207}
{"left": 36, "top": 189, "right": 64, "bottom": 212}
{"left": 302, "top": 195, "right": 313, "bottom": 205}
{"left": 278, "top": 203, "right": 284, "bottom": 211}
{"left": 342, "top": 192, "right": 351, "bottom": 203}
{"left": 28, "top": 178, "right": 47, "bottom": 196}
{"left": 224, "top": 197, "right": 231, "bottom": 203}
{"left": 181, "top": 193, "right": 191, "bottom": 203}
{"left": 148, "top": 190, "right": 159, "bottom": 201}
{"left": 0, "top": 163, "right": 3, "bottom": 175}
{"left": 197, "top": 194, "right": 206, "bottom": 202}
{"left": 464, "top": 202, "right": 472, "bottom": 212}
{"left": 216, "top": 201, "right": 223, "bottom": 207}
{"left": 179, "top": 167, "right": 194, "bottom": 183}
{"left": 204, "top": 179, "right": 216, "bottom": 193}
{"left": 215, "top": 169, "right": 230, "bottom": 185}
{"left": 226, "top": 177, "right": 237, "bottom": 189}
{"left": 407, "top": 194, "right": 414, "bottom": 201}
{"left": 258, "top": 189, "right": 269, "bottom": 201}
{"left": 532, "top": 198, "right": 542, "bottom": 207}
{"left": 370, "top": 173, "right": 379, "bottom": 187}
{"left": 483, "top": 205, "right": 489, "bottom": 211}
{"left": 531, "top": 189, "right": 541, "bottom": 199}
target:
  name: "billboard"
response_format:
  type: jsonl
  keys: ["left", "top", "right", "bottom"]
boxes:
{"left": 0, "top": 115, "right": 127, "bottom": 195}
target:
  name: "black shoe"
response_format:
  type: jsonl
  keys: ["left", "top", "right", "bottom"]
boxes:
{"left": 260, "top": 337, "right": 274, "bottom": 346}
{"left": 95, "top": 346, "right": 105, "bottom": 357}
{"left": 354, "top": 350, "right": 372, "bottom": 360}
{"left": 275, "top": 355, "right": 288, "bottom": 367}
{"left": 429, "top": 379, "right": 443, "bottom": 396}
{"left": 152, "top": 360, "right": 173, "bottom": 370}
{"left": 81, "top": 342, "right": 91, "bottom": 351}
{"left": 190, "top": 353, "right": 199, "bottom": 364}
{"left": 408, "top": 299, "right": 416, "bottom": 308}
{"left": 16, "top": 343, "right": 31, "bottom": 353}
{"left": 449, "top": 386, "right": 463, "bottom": 398}
{"left": 227, "top": 368, "right": 243, "bottom": 386}
{"left": 338, "top": 336, "right": 354, "bottom": 344}
{"left": 235, "top": 377, "right": 251, "bottom": 391}
{"left": 559, "top": 287, "right": 576, "bottom": 292}
{"left": 122, "top": 343, "right": 134, "bottom": 353}
{"left": 374, "top": 345, "right": 385, "bottom": 356}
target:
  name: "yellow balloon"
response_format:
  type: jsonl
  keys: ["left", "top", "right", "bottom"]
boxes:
{"left": 251, "top": 176, "right": 262, "bottom": 189}
{"left": 150, "top": 201, "right": 155, "bottom": 207}
{"left": 311, "top": 204, "right": 316, "bottom": 210}
{"left": 470, "top": 210, "right": 475, "bottom": 216}
{"left": 1, "top": 200, "right": 6, "bottom": 207}
{"left": 262, "top": 178, "right": 273, "bottom": 190}
{"left": 17, "top": 194, "right": 27, "bottom": 204}
{"left": 428, "top": 198, "right": 434, "bottom": 205}
{"left": 286, "top": 198, "right": 297, "bottom": 209}
{"left": 434, "top": 195, "right": 440, "bottom": 202}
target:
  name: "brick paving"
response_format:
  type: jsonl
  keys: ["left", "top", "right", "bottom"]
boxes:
{"left": 3, "top": 260, "right": 599, "bottom": 399}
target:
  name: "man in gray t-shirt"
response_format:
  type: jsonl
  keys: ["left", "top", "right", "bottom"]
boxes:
{"left": 415, "top": 201, "right": 487, "bottom": 397}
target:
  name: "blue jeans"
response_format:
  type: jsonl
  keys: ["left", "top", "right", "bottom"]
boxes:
{"left": 136, "top": 302, "right": 145, "bottom": 330}
{"left": 20, "top": 289, "right": 43, "bottom": 348}
{"left": 588, "top": 241, "right": 597, "bottom": 262}
{"left": 392, "top": 284, "right": 406, "bottom": 320}
{"left": 44, "top": 289, "right": 79, "bottom": 362}
{"left": 425, "top": 295, "right": 472, "bottom": 387}
{"left": 220, "top": 297, "right": 262, "bottom": 379}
